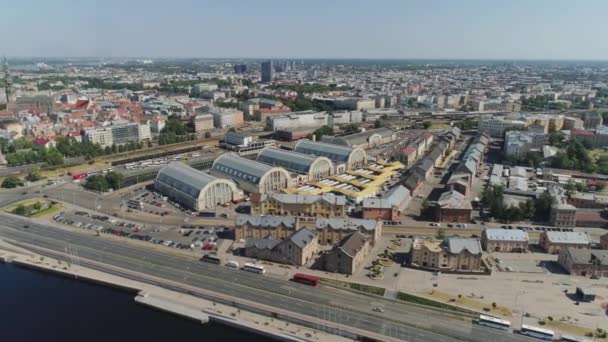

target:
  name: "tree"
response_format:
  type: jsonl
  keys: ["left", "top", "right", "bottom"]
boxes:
{"left": 1, "top": 176, "right": 23, "bottom": 188}
{"left": 83, "top": 175, "right": 110, "bottom": 192}
{"left": 228, "top": 127, "right": 236, "bottom": 133}
{"left": 32, "top": 201, "right": 42, "bottom": 211}
{"left": 535, "top": 192, "right": 554, "bottom": 221}
{"left": 422, "top": 121, "right": 432, "bottom": 129}
{"left": 312, "top": 125, "right": 334, "bottom": 140}
{"left": 14, "top": 204, "right": 27, "bottom": 216}
{"left": 105, "top": 171, "right": 124, "bottom": 190}
{"left": 26, "top": 167, "right": 43, "bottom": 182}
{"left": 44, "top": 149, "right": 64, "bottom": 165}
{"left": 374, "top": 119, "right": 383, "bottom": 128}
{"left": 204, "top": 131, "right": 212, "bottom": 138}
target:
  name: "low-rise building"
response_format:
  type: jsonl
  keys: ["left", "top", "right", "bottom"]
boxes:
{"left": 234, "top": 214, "right": 298, "bottom": 241}
{"left": 194, "top": 114, "right": 214, "bottom": 132}
{"left": 244, "top": 228, "right": 319, "bottom": 266}
{"left": 321, "top": 232, "right": 371, "bottom": 275}
{"left": 558, "top": 247, "right": 608, "bottom": 277}
{"left": 504, "top": 130, "right": 545, "bottom": 157}
{"left": 250, "top": 193, "right": 346, "bottom": 217}
{"left": 481, "top": 229, "right": 529, "bottom": 253}
{"left": 539, "top": 231, "right": 591, "bottom": 254}
{"left": 436, "top": 190, "right": 472, "bottom": 223}
{"left": 362, "top": 185, "right": 411, "bottom": 221}
{"left": 410, "top": 236, "right": 484, "bottom": 272}
{"left": 315, "top": 217, "right": 382, "bottom": 246}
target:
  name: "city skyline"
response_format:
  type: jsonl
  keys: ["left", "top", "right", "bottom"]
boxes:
{"left": 3, "top": 0, "right": 608, "bottom": 60}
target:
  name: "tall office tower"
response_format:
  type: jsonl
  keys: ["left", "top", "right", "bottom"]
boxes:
{"left": 261, "top": 60, "right": 273, "bottom": 83}
{"left": 234, "top": 64, "right": 247, "bottom": 74}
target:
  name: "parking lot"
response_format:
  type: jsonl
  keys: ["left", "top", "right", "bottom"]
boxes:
{"left": 122, "top": 185, "right": 239, "bottom": 220}
{"left": 52, "top": 209, "right": 227, "bottom": 254}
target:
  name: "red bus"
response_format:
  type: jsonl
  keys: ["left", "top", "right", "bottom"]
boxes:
{"left": 292, "top": 273, "right": 320, "bottom": 287}
{"left": 72, "top": 173, "right": 88, "bottom": 180}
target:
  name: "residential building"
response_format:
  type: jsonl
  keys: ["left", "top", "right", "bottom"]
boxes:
{"left": 250, "top": 193, "right": 346, "bottom": 217}
{"left": 583, "top": 112, "right": 603, "bottom": 129}
{"left": 362, "top": 185, "right": 411, "bottom": 221}
{"left": 194, "top": 114, "right": 214, "bottom": 132}
{"left": 321, "top": 232, "right": 371, "bottom": 275}
{"left": 504, "top": 130, "right": 545, "bottom": 157}
{"left": 481, "top": 229, "right": 529, "bottom": 253}
{"left": 234, "top": 214, "right": 299, "bottom": 241}
{"left": 315, "top": 217, "right": 382, "bottom": 246}
{"left": 539, "top": 231, "right": 591, "bottom": 254}
{"left": 558, "top": 247, "right": 608, "bottom": 277}
{"left": 244, "top": 228, "right": 318, "bottom": 266}
{"left": 410, "top": 236, "right": 484, "bottom": 272}
{"left": 210, "top": 108, "right": 244, "bottom": 129}
{"left": 435, "top": 190, "right": 472, "bottom": 223}
{"left": 478, "top": 117, "right": 526, "bottom": 137}
{"left": 84, "top": 127, "right": 113, "bottom": 148}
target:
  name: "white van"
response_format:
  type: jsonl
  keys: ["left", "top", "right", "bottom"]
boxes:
{"left": 226, "top": 260, "right": 239, "bottom": 268}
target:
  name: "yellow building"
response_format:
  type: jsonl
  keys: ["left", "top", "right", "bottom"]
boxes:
{"left": 250, "top": 193, "right": 346, "bottom": 217}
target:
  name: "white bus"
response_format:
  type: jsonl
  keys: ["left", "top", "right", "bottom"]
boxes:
{"left": 560, "top": 335, "right": 592, "bottom": 342}
{"left": 520, "top": 324, "right": 554, "bottom": 340}
{"left": 476, "top": 315, "right": 511, "bottom": 330}
{"left": 242, "top": 263, "right": 266, "bottom": 274}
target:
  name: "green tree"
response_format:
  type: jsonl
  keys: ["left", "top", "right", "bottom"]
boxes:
{"left": 1, "top": 176, "right": 23, "bottom": 188}
{"left": 204, "top": 131, "right": 212, "bottom": 138}
{"left": 44, "top": 149, "right": 64, "bottom": 165}
{"left": 14, "top": 204, "right": 27, "bottom": 216}
{"left": 83, "top": 175, "right": 110, "bottom": 192}
{"left": 25, "top": 167, "right": 43, "bottom": 182}
{"left": 32, "top": 201, "right": 42, "bottom": 211}
{"left": 312, "top": 125, "right": 334, "bottom": 140}
{"left": 105, "top": 171, "right": 124, "bottom": 190}
{"left": 422, "top": 121, "right": 432, "bottom": 129}
{"left": 374, "top": 119, "right": 383, "bottom": 128}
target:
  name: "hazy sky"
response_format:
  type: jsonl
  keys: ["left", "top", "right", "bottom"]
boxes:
{"left": 2, "top": 0, "right": 608, "bottom": 60}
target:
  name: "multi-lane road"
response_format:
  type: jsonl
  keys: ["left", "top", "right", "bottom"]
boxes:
{"left": 0, "top": 214, "right": 534, "bottom": 342}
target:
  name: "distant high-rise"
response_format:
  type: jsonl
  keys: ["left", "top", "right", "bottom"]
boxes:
{"left": 3, "top": 56, "right": 11, "bottom": 103}
{"left": 234, "top": 64, "right": 247, "bottom": 74}
{"left": 261, "top": 60, "right": 273, "bottom": 83}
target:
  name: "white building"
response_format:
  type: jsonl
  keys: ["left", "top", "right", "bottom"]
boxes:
{"left": 478, "top": 117, "right": 527, "bottom": 137}
{"left": 270, "top": 110, "right": 328, "bottom": 131}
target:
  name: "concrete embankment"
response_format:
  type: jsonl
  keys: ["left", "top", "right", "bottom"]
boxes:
{"left": 135, "top": 293, "right": 209, "bottom": 323}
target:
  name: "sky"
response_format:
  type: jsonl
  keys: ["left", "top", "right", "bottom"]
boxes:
{"left": 2, "top": 0, "right": 608, "bottom": 60}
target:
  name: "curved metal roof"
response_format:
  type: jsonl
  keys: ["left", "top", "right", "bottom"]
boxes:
{"left": 212, "top": 153, "right": 277, "bottom": 185}
{"left": 256, "top": 147, "right": 327, "bottom": 174}
{"left": 294, "top": 139, "right": 354, "bottom": 162}
{"left": 156, "top": 162, "right": 220, "bottom": 199}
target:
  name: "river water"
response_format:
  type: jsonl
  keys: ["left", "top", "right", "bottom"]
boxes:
{"left": 0, "top": 263, "right": 272, "bottom": 342}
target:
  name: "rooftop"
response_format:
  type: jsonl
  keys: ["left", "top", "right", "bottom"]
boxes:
{"left": 483, "top": 228, "right": 529, "bottom": 242}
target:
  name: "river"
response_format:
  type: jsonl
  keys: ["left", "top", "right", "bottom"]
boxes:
{"left": 0, "top": 263, "right": 272, "bottom": 342}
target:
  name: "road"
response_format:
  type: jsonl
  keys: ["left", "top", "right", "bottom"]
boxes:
{"left": 0, "top": 214, "right": 533, "bottom": 342}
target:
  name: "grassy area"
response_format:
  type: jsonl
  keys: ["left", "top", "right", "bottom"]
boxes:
{"left": 542, "top": 318, "right": 606, "bottom": 339}
{"left": 320, "top": 278, "right": 386, "bottom": 296}
{"left": 30, "top": 203, "right": 63, "bottom": 218}
{"left": 2, "top": 199, "right": 40, "bottom": 212}
{"left": 427, "top": 290, "right": 511, "bottom": 317}
{"left": 430, "top": 123, "right": 450, "bottom": 129}
{"left": 397, "top": 292, "right": 477, "bottom": 315}
{"left": 2, "top": 198, "right": 62, "bottom": 218}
